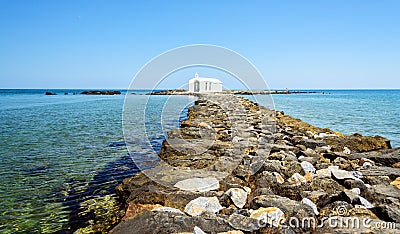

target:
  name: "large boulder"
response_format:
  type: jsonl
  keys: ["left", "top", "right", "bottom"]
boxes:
{"left": 110, "top": 210, "right": 233, "bottom": 234}
{"left": 324, "top": 133, "right": 391, "bottom": 153}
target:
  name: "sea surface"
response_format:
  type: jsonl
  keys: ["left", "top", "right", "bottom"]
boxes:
{"left": 0, "top": 89, "right": 399, "bottom": 233}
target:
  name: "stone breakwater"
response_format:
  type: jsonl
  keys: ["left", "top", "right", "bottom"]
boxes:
{"left": 111, "top": 94, "right": 399, "bottom": 233}
{"left": 146, "top": 90, "right": 318, "bottom": 95}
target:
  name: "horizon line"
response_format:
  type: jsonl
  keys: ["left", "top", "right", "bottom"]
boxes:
{"left": 1, "top": 88, "right": 400, "bottom": 91}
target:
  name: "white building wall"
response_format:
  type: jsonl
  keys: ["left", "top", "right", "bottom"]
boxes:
{"left": 188, "top": 76, "right": 223, "bottom": 93}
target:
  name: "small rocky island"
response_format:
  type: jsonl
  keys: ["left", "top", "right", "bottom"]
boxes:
{"left": 94, "top": 93, "right": 400, "bottom": 234}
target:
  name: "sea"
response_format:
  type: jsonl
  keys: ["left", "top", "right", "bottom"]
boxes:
{"left": 0, "top": 89, "right": 399, "bottom": 233}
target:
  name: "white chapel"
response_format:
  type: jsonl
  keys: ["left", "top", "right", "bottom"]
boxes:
{"left": 188, "top": 73, "right": 223, "bottom": 93}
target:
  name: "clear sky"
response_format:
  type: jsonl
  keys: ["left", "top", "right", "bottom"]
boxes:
{"left": 0, "top": 0, "right": 399, "bottom": 89}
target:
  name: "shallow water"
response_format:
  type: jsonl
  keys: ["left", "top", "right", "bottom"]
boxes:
{"left": 0, "top": 89, "right": 398, "bottom": 233}
{"left": 260, "top": 89, "right": 400, "bottom": 147}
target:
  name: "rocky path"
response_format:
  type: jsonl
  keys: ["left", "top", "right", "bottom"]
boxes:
{"left": 110, "top": 94, "right": 400, "bottom": 234}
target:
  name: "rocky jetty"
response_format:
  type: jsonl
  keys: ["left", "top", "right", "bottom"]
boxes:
{"left": 111, "top": 93, "right": 399, "bottom": 233}
{"left": 81, "top": 90, "right": 121, "bottom": 95}
{"left": 146, "top": 90, "right": 318, "bottom": 95}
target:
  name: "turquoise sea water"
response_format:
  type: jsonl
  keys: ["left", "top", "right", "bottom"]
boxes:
{"left": 0, "top": 89, "right": 399, "bottom": 233}
{"left": 271, "top": 90, "right": 400, "bottom": 147}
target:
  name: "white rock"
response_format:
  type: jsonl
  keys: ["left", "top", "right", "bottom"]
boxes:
{"left": 318, "top": 133, "right": 329, "bottom": 138}
{"left": 343, "top": 147, "right": 351, "bottom": 154}
{"left": 174, "top": 177, "right": 219, "bottom": 192}
{"left": 330, "top": 169, "right": 358, "bottom": 180}
{"left": 351, "top": 188, "right": 361, "bottom": 195}
{"left": 301, "top": 161, "right": 316, "bottom": 174}
{"left": 302, "top": 198, "right": 319, "bottom": 215}
{"left": 184, "top": 196, "right": 223, "bottom": 216}
{"left": 194, "top": 226, "right": 206, "bottom": 234}
{"left": 363, "top": 162, "right": 373, "bottom": 168}
{"left": 328, "top": 165, "right": 340, "bottom": 171}
{"left": 232, "top": 136, "right": 243, "bottom": 143}
{"left": 358, "top": 196, "right": 374, "bottom": 208}
{"left": 321, "top": 145, "right": 331, "bottom": 150}
{"left": 289, "top": 173, "right": 306, "bottom": 184}
{"left": 250, "top": 207, "right": 285, "bottom": 227}
{"left": 316, "top": 168, "right": 331, "bottom": 178}
{"left": 152, "top": 206, "right": 184, "bottom": 215}
{"left": 226, "top": 188, "right": 248, "bottom": 208}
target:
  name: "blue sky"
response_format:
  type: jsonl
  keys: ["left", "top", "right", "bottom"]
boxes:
{"left": 0, "top": 0, "right": 399, "bottom": 89}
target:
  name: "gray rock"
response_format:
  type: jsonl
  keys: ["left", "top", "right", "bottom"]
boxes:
{"left": 360, "top": 166, "right": 400, "bottom": 179}
{"left": 296, "top": 138, "right": 327, "bottom": 149}
{"left": 301, "top": 190, "right": 331, "bottom": 207}
{"left": 371, "top": 185, "right": 400, "bottom": 199}
{"left": 343, "top": 179, "right": 367, "bottom": 191}
{"left": 323, "top": 148, "right": 400, "bottom": 167}
{"left": 251, "top": 195, "right": 315, "bottom": 222}
{"left": 330, "top": 168, "right": 358, "bottom": 180}
{"left": 174, "top": 177, "right": 219, "bottom": 192}
{"left": 110, "top": 209, "right": 232, "bottom": 234}
{"left": 268, "top": 143, "right": 299, "bottom": 153}
{"left": 184, "top": 196, "right": 223, "bottom": 216}
{"left": 227, "top": 213, "right": 260, "bottom": 232}
{"left": 371, "top": 202, "right": 400, "bottom": 223}
{"left": 302, "top": 148, "right": 320, "bottom": 158}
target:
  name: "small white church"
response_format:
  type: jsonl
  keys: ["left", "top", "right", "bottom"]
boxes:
{"left": 188, "top": 73, "right": 223, "bottom": 93}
